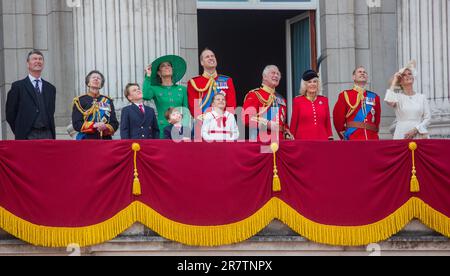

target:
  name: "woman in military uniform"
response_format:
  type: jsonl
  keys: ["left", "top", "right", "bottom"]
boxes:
{"left": 72, "top": 70, "right": 119, "bottom": 140}
{"left": 142, "top": 55, "right": 190, "bottom": 138}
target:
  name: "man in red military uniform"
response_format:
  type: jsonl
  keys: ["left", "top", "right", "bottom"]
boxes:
{"left": 187, "top": 49, "right": 237, "bottom": 120}
{"left": 243, "top": 65, "right": 293, "bottom": 142}
{"left": 333, "top": 66, "right": 381, "bottom": 140}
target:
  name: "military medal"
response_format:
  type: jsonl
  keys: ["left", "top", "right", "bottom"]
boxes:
{"left": 371, "top": 109, "right": 376, "bottom": 123}
{"left": 217, "top": 82, "right": 228, "bottom": 90}
{"left": 366, "top": 97, "right": 376, "bottom": 106}
{"left": 281, "top": 108, "right": 286, "bottom": 124}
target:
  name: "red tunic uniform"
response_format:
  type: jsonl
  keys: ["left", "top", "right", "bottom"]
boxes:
{"left": 333, "top": 87, "right": 381, "bottom": 140}
{"left": 187, "top": 73, "right": 237, "bottom": 118}
{"left": 290, "top": 95, "right": 333, "bottom": 140}
{"left": 242, "top": 85, "right": 290, "bottom": 141}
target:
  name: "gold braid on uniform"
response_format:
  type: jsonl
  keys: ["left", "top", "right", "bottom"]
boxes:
{"left": 253, "top": 90, "right": 276, "bottom": 116}
{"left": 344, "top": 86, "right": 366, "bottom": 119}
{"left": 245, "top": 87, "right": 277, "bottom": 125}
{"left": 189, "top": 76, "right": 218, "bottom": 110}
{"left": 73, "top": 96, "right": 100, "bottom": 121}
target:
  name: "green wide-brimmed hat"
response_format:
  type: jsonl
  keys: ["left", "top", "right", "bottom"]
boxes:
{"left": 150, "top": 55, "right": 187, "bottom": 86}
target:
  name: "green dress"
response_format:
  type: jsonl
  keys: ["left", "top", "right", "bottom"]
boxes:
{"left": 143, "top": 76, "right": 190, "bottom": 138}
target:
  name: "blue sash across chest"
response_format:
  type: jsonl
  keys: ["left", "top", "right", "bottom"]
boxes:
{"left": 201, "top": 76, "right": 229, "bottom": 113}
{"left": 344, "top": 91, "right": 376, "bottom": 140}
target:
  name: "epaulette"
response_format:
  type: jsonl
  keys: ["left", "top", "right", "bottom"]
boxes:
{"left": 244, "top": 88, "right": 261, "bottom": 102}
{"left": 72, "top": 94, "right": 87, "bottom": 103}
{"left": 191, "top": 75, "right": 203, "bottom": 80}
{"left": 72, "top": 95, "right": 87, "bottom": 114}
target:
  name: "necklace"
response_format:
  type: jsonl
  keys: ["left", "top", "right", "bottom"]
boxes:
{"left": 404, "top": 91, "right": 415, "bottom": 99}
{"left": 306, "top": 95, "right": 317, "bottom": 102}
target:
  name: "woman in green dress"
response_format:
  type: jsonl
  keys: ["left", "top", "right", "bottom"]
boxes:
{"left": 143, "top": 55, "right": 190, "bottom": 138}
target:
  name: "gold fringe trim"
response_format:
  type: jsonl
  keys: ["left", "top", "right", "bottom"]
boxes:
{"left": 0, "top": 201, "right": 275, "bottom": 248}
{"left": 277, "top": 198, "right": 415, "bottom": 246}
{"left": 414, "top": 198, "right": 450, "bottom": 239}
{"left": 0, "top": 203, "right": 138, "bottom": 248}
{"left": 1, "top": 198, "right": 450, "bottom": 248}
{"left": 138, "top": 201, "right": 275, "bottom": 247}
{"left": 278, "top": 197, "right": 450, "bottom": 246}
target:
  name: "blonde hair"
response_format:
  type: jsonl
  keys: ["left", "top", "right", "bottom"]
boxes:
{"left": 392, "top": 68, "right": 413, "bottom": 90}
{"left": 299, "top": 77, "right": 322, "bottom": 96}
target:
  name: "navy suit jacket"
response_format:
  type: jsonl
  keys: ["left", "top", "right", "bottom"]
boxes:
{"left": 120, "top": 104, "right": 160, "bottom": 139}
{"left": 6, "top": 77, "right": 56, "bottom": 140}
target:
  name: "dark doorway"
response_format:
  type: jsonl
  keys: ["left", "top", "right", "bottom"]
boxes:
{"left": 197, "top": 10, "right": 307, "bottom": 107}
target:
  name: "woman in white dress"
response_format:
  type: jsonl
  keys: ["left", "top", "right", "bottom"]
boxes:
{"left": 384, "top": 60, "right": 431, "bottom": 140}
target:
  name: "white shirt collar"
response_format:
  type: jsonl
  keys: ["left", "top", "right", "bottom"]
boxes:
{"left": 212, "top": 110, "right": 227, "bottom": 118}
{"left": 28, "top": 74, "right": 42, "bottom": 83}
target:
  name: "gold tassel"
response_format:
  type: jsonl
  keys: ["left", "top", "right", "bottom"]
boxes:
{"left": 133, "top": 178, "right": 142, "bottom": 196}
{"left": 271, "top": 143, "right": 281, "bottom": 192}
{"left": 410, "top": 175, "right": 420, "bottom": 193}
{"left": 409, "top": 142, "right": 420, "bottom": 193}
{"left": 132, "top": 143, "right": 142, "bottom": 196}
{"left": 273, "top": 175, "right": 281, "bottom": 192}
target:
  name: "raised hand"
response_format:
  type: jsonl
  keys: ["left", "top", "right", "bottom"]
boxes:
{"left": 145, "top": 65, "right": 152, "bottom": 77}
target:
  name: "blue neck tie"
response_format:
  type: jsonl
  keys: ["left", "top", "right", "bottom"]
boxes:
{"left": 34, "top": 80, "right": 41, "bottom": 94}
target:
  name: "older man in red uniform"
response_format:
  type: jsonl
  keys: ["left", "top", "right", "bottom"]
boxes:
{"left": 333, "top": 66, "right": 381, "bottom": 140}
{"left": 243, "top": 65, "right": 293, "bottom": 142}
{"left": 187, "top": 49, "right": 237, "bottom": 120}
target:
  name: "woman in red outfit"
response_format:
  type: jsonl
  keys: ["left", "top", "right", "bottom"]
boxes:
{"left": 290, "top": 70, "right": 333, "bottom": 141}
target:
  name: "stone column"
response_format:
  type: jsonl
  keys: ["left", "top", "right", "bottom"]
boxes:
{"left": 319, "top": 0, "right": 356, "bottom": 105}
{"left": 319, "top": 0, "right": 398, "bottom": 138}
{"left": 0, "top": 0, "right": 75, "bottom": 140}
{"left": 0, "top": 1, "right": 4, "bottom": 139}
{"left": 72, "top": 0, "right": 198, "bottom": 111}
{"left": 398, "top": 0, "right": 450, "bottom": 138}
{"left": 177, "top": 0, "right": 198, "bottom": 84}
{"left": 0, "top": 0, "right": 198, "bottom": 140}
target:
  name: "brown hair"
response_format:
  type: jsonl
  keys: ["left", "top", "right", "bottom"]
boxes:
{"left": 124, "top": 83, "right": 140, "bottom": 102}
{"left": 165, "top": 107, "right": 182, "bottom": 121}
{"left": 353, "top": 66, "right": 366, "bottom": 76}
{"left": 200, "top": 48, "right": 213, "bottom": 62}
{"left": 27, "top": 50, "right": 44, "bottom": 62}
{"left": 85, "top": 70, "right": 105, "bottom": 88}
{"left": 212, "top": 93, "right": 226, "bottom": 103}
{"left": 156, "top": 62, "right": 173, "bottom": 84}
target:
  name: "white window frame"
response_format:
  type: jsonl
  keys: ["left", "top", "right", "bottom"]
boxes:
{"left": 286, "top": 13, "right": 312, "bottom": 122}
{"left": 197, "top": 0, "right": 317, "bottom": 10}
{"left": 197, "top": 0, "right": 322, "bottom": 123}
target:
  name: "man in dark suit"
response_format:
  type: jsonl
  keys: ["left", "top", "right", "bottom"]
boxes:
{"left": 6, "top": 50, "right": 56, "bottom": 140}
{"left": 120, "top": 83, "right": 159, "bottom": 139}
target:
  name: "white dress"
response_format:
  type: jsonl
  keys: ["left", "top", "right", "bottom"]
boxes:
{"left": 201, "top": 110, "right": 240, "bottom": 141}
{"left": 384, "top": 89, "right": 431, "bottom": 140}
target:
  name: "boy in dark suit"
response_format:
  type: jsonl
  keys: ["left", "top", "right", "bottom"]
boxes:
{"left": 120, "top": 83, "right": 159, "bottom": 139}
{"left": 163, "top": 107, "right": 191, "bottom": 141}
